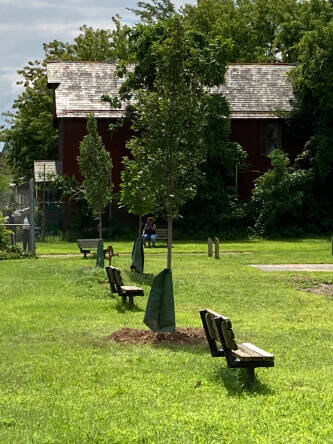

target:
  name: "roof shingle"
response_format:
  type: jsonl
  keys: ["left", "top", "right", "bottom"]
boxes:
{"left": 47, "top": 61, "right": 295, "bottom": 119}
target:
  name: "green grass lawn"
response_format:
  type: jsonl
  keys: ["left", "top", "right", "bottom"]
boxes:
{"left": 1, "top": 238, "right": 333, "bottom": 443}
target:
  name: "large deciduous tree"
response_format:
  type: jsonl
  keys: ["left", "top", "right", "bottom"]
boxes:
{"left": 119, "top": 15, "right": 232, "bottom": 269}
{"left": 288, "top": 13, "right": 333, "bottom": 233}
{"left": 77, "top": 114, "right": 113, "bottom": 238}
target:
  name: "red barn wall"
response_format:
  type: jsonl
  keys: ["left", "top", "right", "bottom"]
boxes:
{"left": 58, "top": 117, "right": 304, "bottom": 203}
{"left": 229, "top": 119, "right": 303, "bottom": 200}
{"left": 58, "top": 118, "right": 134, "bottom": 193}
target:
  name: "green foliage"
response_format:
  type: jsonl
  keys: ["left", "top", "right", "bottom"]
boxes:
{"left": 119, "top": 157, "right": 154, "bottom": 217}
{"left": 182, "top": 0, "right": 304, "bottom": 63}
{"left": 50, "top": 174, "right": 86, "bottom": 203}
{"left": 176, "top": 94, "right": 247, "bottom": 237}
{"left": 0, "top": 160, "right": 11, "bottom": 205}
{"left": 0, "top": 212, "right": 33, "bottom": 259}
{"left": 121, "top": 17, "right": 232, "bottom": 212}
{"left": 287, "top": 8, "right": 333, "bottom": 234}
{"left": 251, "top": 150, "right": 311, "bottom": 236}
{"left": 77, "top": 114, "right": 113, "bottom": 236}
{"left": 290, "top": 17, "right": 333, "bottom": 178}
{"left": 1, "top": 62, "right": 58, "bottom": 180}
{"left": 0, "top": 213, "right": 12, "bottom": 249}
{"left": 128, "top": 0, "right": 176, "bottom": 23}
{"left": 119, "top": 15, "right": 232, "bottom": 266}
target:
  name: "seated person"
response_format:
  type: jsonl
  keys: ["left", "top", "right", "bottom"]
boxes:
{"left": 142, "top": 217, "right": 157, "bottom": 247}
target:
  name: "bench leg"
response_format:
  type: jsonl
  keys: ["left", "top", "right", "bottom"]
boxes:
{"left": 246, "top": 368, "right": 255, "bottom": 385}
{"left": 122, "top": 295, "right": 127, "bottom": 305}
{"left": 128, "top": 296, "right": 134, "bottom": 310}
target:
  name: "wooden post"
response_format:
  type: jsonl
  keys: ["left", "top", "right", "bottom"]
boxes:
{"left": 29, "top": 179, "right": 36, "bottom": 258}
{"left": 215, "top": 237, "right": 220, "bottom": 259}
{"left": 42, "top": 163, "right": 46, "bottom": 240}
{"left": 208, "top": 237, "right": 213, "bottom": 257}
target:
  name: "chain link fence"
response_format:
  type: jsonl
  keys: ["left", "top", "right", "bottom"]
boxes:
{"left": 0, "top": 179, "right": 36, "bottom": 255}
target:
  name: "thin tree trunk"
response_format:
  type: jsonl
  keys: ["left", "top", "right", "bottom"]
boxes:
{"left": 167, "top": 205, "right": 172, "bottom": 271}
{"left": 99, "top": 210, "right": 103, "bottom": 239}
{"left": 138, "top": 215, "right": 142, "bottom": 236}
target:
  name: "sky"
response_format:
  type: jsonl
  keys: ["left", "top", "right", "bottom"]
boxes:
{"left": 0, "top": 0, "right": 196, "bottom": 148}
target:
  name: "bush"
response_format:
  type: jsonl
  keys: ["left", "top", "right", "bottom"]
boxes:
{"left": 250, "top": 150, "right": 310, "bottom": 237}
{"left": 0, "top": 213, "right": 12, "bottom": 249}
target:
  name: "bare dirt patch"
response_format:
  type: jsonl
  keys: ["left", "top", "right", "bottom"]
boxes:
{"left": 305, "top": 283, "right": 333, "bottom": 297}
{"left": 105, "top": 327, "right": 206, "bottom": 345}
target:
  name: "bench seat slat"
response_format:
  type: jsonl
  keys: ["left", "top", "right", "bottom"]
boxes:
{"left": 242, "top": 342, "right": 274, "bottom": 361}
{"left": 234, "top": 344, "right": 264, "bottom": 361}
{"left": 120, "top": 286, "right": 144, "bottom": 295}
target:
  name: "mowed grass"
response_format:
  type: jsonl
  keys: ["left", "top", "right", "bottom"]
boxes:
{"left": 0, "top": 238, "right": 333, "bottom": 443}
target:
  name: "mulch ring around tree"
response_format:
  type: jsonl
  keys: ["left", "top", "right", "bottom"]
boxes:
{"left": 105, "top": 327, "right": 206, "bottom": 345}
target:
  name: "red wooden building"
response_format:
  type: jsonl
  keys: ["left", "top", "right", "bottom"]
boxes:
{"left": 47, "top": 61, "right": 302, "bottom": 202}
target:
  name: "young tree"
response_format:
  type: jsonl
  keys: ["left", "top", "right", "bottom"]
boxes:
{"left": 120, "top": 16, "right": 232, "bottom": 270}
{"left": 120, "top": 157, "right": 155, "bottom": 235}
{"left": 77, "top": 114, "right": 113, "bottom": 238}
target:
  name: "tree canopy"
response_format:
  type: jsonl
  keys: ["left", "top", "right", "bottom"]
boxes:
{"left": 118, "top": 15, "right": 233, "bottom": 268}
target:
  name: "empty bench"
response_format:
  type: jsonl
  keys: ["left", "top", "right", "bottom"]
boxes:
{"left": 106, "top": 266, "right": 144, "bottom": 309}
{"left": 200, "top": 308, "right": 274, "bottom": 383}
{"left": 77, "top": 239, "right": 107, "bottom": 258}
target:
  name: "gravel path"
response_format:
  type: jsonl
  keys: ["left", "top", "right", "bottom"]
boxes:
{"left": 251, "top": 264, "right": 333, "bottom": 271}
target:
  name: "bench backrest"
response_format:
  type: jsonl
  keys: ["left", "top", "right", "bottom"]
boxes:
{"left": 112, "top": 267, "right": 124, "bottom": 287}
{"left": 200, "top": 309, "right": 238, "bottom": 364}
{"left": 205, "top": 310, "right": 237, "bottom": 350}
{"left": 77, "top": 238, "right": 102, "bottom": 248}
{"left": 105, "top": 266, "right": 117, "bottom": 293}
{"left": 156, "top": 229, "right": 168, "bottom": 239}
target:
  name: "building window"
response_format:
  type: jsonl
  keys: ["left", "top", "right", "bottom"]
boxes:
{"left": 261, "top": 122, "right": 281, "bottom": 156}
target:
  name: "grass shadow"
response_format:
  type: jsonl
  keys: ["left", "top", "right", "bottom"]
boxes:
{"left": 212, "top": 366, "right": 275, "bottom": 396}
{"left": 114, "top": 300, "right": 145, "bottom": 314}
{"left": 152, "top": 343, "right": 209, "bottom": 356}
{"left": 127, "top": 271, "right": 155, "bottom": 288}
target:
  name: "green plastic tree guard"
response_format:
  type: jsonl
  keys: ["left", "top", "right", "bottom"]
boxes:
{"left": 96, "top": 239, "right": 105, "bottom": 268}
{"left": 144, "top": 268, "right": 176, "bottom": 332}
{"left": 130, "top": 235, "right": 144, "bottom": 274}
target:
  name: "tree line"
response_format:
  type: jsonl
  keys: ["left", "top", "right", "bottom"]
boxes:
{"left": 1, "top": 0, "right": 332, "bottom": 239}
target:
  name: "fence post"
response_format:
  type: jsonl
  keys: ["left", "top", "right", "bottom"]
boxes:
{"left": 29, "top": 179, "right": 36, "bottom": 258}
{"left": 208, "top": 237, "right": 213, "bottom": 257}
{"left": 215, "top": 237, "right": 220, "bottom": 259}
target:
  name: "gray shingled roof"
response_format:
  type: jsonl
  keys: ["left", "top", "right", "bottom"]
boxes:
{"left": 47, "top": 61, "right": 128, "bottom": 118}
{"left": 34, "top": 161, "right": 63, "bottom": 182}
{"left": 47, "top": 61, "right": 295, "bottom": 119}
{"left": 216, "top": 63, "right": 295, "bottom": 118}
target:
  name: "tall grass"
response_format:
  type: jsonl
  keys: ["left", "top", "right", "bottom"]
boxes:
{"left": 0, "top": 238, "right": 332, "bottom": 443}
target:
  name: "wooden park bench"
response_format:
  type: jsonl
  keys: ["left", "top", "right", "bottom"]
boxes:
{"left": 77, "top": 239, "right": 107, "bottom": 258}
{"left": 200, "top": 308, "right": 274, "bottom": 383}
{"left": 146, "top": 228, "right": 170, "bottom": 247}
{"left": 105, "top": 266, "right": 144, "bottom": 309}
